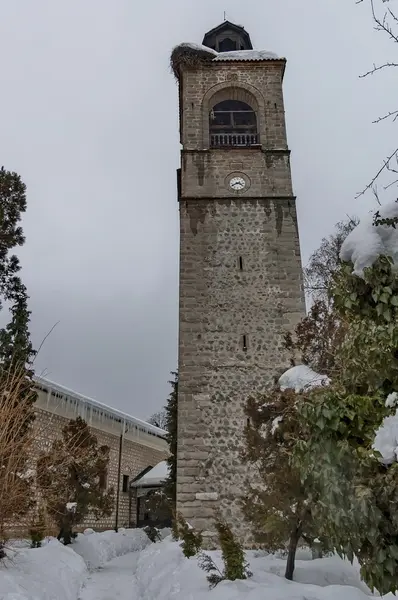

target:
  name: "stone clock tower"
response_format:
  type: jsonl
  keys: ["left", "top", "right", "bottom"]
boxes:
{"left": 172, "top": 21, "right": 305, "bottom": 545}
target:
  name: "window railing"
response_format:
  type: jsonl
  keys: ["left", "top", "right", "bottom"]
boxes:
{"left": 210, "top": 133, "right": 259, "bottom": 147}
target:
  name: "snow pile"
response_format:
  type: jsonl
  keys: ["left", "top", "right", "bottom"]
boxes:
{"left": 279, "top": 365, "right": 330, "bottom": 393}
{"left": 72, "top": 528, "right": 150, "bottom": 570}
{"left": 131, "top": 460, "right": 169, "bottom": 488}
{"left": 340, "top": 200, "right": 398, "bottom": 277}
{"left": 0, "top": 539, "right": 86, "bottom": 600}
{"left": 134, "top": 537, "right": 376, "bottom": 600}
{"left": 385, "top": 392, "right": 398, "bottom": 408}
{"left": 374, "top": 408, "right": 398, "bottom": 465}
{"left": 214, "top": 49, "right": 279, "bottom": 61}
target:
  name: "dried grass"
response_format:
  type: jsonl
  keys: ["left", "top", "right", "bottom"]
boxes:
{"left": 0, "top": 366, "right": 37, "bottom": 539}
{"left": 0, "top": 368, "right": 96, "bottom": 541}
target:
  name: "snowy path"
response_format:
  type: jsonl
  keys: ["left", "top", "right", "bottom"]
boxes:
{"left": 79, "top": 552, "right": 140, "bottom": 600}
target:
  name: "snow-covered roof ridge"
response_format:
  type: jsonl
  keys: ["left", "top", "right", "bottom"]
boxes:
{"left": 340, "top": 200, "right": 398, "bottom": 277}
{"left": 34, "top": 376, "right": 167, "bottom": 439}
{"left": 214, "top": 49, "right": 281, "bottom": 61}
{"left": 131, "top": 460, "right": 169, "bottom": 487}
{"left": 279, "top": 365, "right": 330, "bottom": 394}
{"left": 172, "top": 43, "right": 281, "bottom": 63}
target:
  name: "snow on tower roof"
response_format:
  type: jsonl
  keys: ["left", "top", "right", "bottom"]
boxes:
{"left": 340, "top": 200, "right": 398, "bottom": 277}
{"left": 170, "top": 43, "right": 283, "bottom": 79}
{"left": 213, "top": 49, "right": 280, "bottom": 61}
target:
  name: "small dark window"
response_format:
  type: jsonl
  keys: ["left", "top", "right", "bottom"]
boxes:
{"left": 122, "top": 475, "right": 129, "bottom": 493}
{"left": 243, "top": 335, "right": 248, "bottom": 351}
{"left": 239, "top": 256, "right": 243, "bottom": 271}
{"left": 218, "top": 38, "right": 236, "bottom": 52}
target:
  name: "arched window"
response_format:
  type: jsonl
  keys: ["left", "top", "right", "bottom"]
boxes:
{"left": 209, "top": 100, "right": 258, "bottom": 148}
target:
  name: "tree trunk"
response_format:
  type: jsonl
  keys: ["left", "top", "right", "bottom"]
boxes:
{"left": 285, "top": 525, "right": 301, "bottom": 581}
{"left": 63, "top": 526, "right": 72, "bottom": 545}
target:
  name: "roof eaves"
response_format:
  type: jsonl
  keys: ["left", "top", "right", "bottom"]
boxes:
{"left": 34, "top": 376, "right": 167, "bottom": 440}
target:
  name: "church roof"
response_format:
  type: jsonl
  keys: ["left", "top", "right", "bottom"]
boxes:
{"left": 131, "top": 460, "right": 169, "bottom": 488}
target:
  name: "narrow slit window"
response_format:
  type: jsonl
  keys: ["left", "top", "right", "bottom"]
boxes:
{"left": 239, "top": 256, "right": 243, "bottom": 271}
{"left": 243, "top": 335, "right": 248, "bottom": 351}
{"left": 122, "top": 474, "right": 129, "bottom": 493}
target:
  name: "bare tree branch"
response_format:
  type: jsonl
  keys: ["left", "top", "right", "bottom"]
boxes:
{"left": 373, "top": 110, "right": 398, "bottom": 123}
{"left": 356, "top": 0, "right": 398, "bottom": 196}
{"left": 360, "top": 61, "right": 398, "bottom": 77}
{"left": 356, "top": 147, "right": 398, "bottom": 197}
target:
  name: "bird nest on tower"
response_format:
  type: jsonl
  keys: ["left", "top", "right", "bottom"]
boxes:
{"left": 170, "top": 43, "right": 217, "bottom": 79}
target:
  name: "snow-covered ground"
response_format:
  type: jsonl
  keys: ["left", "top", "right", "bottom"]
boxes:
{"left": 1, "top": 529, "right": 396, "bottom": 600}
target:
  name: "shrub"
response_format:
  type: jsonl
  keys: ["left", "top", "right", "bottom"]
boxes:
{"left": 176, "top": 512, "right": 202, "bottom": 558}
{"left": 198, "top": 519, "right": 252, "bottom": 588}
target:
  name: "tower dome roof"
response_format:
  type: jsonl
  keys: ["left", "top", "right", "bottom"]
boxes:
{"left": 202, "top": 21, "right": 253, "bottom": 52}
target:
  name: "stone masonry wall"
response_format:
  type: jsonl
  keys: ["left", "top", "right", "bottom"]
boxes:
{"left": 177, "top": 56, "right": 305, "bottom": 546}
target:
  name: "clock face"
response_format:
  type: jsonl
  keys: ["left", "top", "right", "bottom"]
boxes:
{"left": 229, "top": 176, "right": 246, "bottom": 191}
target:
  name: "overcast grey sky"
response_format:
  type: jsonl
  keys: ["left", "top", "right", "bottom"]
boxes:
{"left": 0, "top": 0, "right": 396, "bottom": 419}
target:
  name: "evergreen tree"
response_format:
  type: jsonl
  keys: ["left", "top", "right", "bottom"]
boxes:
{"left": 0, "top": 166, "right": 35, "bottom": 405}
{"left": 176, "top": 512, "right": 203, "bottom": 558}
{"left": 0, "top": 277, "right": 36, "bottom": 428}
{"left": 164, "top": 372, "right": 178, "bottom": 509}
{"left": 198, "top": 520, "right": 252, "bottom": 588}
{"left": 37, "top": 417, "right": 114, "bottom": 544}
{"left": 0, "top": 167, "right": 36, "bottom": 533}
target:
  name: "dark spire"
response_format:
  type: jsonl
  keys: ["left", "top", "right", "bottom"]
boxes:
{"left": 202, "top": 21, "right": 253, "bottom": 53}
